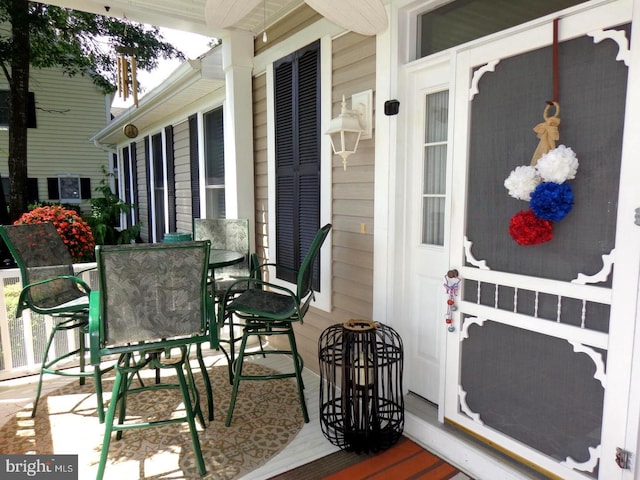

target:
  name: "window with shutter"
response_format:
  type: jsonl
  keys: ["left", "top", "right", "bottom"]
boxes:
{"left": 273, "top": 40, "right": 321, "bottom": 289}
{"left": 203, "top": 106, "right": 225, "bottom": 218}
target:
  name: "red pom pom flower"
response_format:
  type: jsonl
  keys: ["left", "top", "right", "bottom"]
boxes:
{"left": 508, "top": 209, "right": 553, "bottom": 246}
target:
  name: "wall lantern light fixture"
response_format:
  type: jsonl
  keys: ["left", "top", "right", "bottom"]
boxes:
{"left": 326, "top": 90, "right": 372, "bottom": 170}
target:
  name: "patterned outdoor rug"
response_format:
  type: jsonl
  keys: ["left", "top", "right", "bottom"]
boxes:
{"left": 268, "top": 436, "right": 469, "bottom": 480}
{"left": 0, "top": 362, "right": 304, "bottom": 479}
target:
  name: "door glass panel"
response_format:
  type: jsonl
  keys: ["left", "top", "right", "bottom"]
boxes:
{"left": 421, "top": 91, "right": 448, "bottom": 246}
{"left": 418, "top": 0, "right": 587, "bottom": 58}
{"left": 422, "top": 197, "right": 444, "bottom": 245}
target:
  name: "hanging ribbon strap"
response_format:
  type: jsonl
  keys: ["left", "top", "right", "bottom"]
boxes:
{"left": 552, "top": 17, "right": 559, "bottom": 104}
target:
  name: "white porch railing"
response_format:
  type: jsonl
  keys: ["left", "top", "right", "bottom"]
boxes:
{"left": 0, "top": 263, "right": 98, "bottom": 381}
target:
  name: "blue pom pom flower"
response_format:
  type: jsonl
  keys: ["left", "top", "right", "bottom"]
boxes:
{"left": 529, "top": 182, "right": 574, "bottom": 222}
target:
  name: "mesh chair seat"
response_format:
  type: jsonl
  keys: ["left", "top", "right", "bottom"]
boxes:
{"left": 227, "top": 289, "right": 298, "bottom": 319}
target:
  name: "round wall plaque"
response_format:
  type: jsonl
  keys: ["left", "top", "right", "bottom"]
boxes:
{"left": 123, "top": 123, "right": 138, "bottom": 138}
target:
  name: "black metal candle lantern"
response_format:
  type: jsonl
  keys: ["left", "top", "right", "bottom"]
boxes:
{"left": 318, "top": 320, "right": 404, "bottom": 453}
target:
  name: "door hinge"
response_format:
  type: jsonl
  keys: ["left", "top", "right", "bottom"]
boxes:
{"left": 616, "top": 447, "right": 631, "bottom": 469}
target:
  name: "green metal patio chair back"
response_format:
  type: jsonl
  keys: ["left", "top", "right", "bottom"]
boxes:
{"left": 294, "top": 222, "right": 333, "bottom": 318}
{"left": 0, "top": 222, "right": 106, "bottom": 420}
{"left": 218, "top": 223, "right": 332, "bottom": 426}
{"left": 94, "top": 241, "right": 211, "bottom": 347}
{"left": 194, "top": 218, "right": 254, "bottom": 381}
{"left": 194, "top": 218, "right": 251, "bottom": 291}
{"left": 89, "top": 241, "right": 214, "bottom": 479}
{"left": 0, "top": 223, "right": 88, "bottom": 314}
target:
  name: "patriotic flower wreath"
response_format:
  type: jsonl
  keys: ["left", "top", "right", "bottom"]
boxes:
{"left": 504, "top": 145, "right": 578, "bottom": 245}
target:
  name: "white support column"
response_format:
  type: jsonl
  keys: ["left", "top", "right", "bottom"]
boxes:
{"left": 221, "top": 31, "right": 256, "bottom": 253}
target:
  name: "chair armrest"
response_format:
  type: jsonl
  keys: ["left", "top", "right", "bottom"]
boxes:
{"left": 22, "top": 274, "right": 91, "bottom": 294}
{"left": 74, "top": 264, "right": 97, "bottom": 276}
{"left": 249, "top": 257, "right": 299, "bottom": 281}
{"left": 17, "top": 274, "right": 91, "bottom": 317}
{"left": 88, "top": 290, "right": 101, "bottom": 365}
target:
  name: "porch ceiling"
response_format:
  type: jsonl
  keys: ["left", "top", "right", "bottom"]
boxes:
{"left": 43, "top": 0, "right": 305, "bottom": 38}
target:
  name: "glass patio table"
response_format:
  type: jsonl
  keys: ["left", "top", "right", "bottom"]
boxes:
{"left": 209, "top": 248, "right": 245, "bottom": 272}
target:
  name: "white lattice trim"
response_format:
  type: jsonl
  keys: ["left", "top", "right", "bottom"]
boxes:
{"left": 561, "top": 445, "right": 601, "bottom": 473}
{"left": 589, "top": 28, "right": 630, "bottom": 66}
{"left": 463, "top": 236, "right": 490, "bottom": 270}
{"left": 461, "top": 315, "right": 485, "bottom": 339}
{"left": 469, "top": 60, "right": 499, "bottom": 100}
{"left": 571, "top": 249, "right": 615, "bottom": 285}
{"left": 568, "top": 340, "right": 607, "bottom": 388}
{"left": 459, "top": 386, "right": 483, "bottom": 425}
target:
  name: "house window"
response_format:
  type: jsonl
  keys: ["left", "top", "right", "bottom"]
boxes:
{"left": 273, "top": 40, "right": 321, "bottom": 289}
{"left": 150, "top": 132, "right": 166, "bottom": 241}
{"left": 417, "top": 0, "right": 587, "bottom": 58}
{"left": 421, "top": 90, "right": 448, "bottom": 246}
{"left": 0, "top": 91, "right": 37, "bottom": 128}
{"left": 59, "top": 175, "right": 81, "bottom": 203}
{"left": 47, "top": 176, "right": 90, "bottom": 202}
{"left": 203, "top": 106, "right": 225, "bottom": 218}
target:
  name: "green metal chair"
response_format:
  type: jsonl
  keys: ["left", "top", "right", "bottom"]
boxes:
{"left": 0, "top": 222, "right": 108, "bottom": 421}
{"left": 194, "top": 218, "right": 254, "bottom": 381}
{"left": 88, "top": 241, "right": 216, "bottom": 480}
{"left": 218, "top": 223, "right": 332, "bottom": 426}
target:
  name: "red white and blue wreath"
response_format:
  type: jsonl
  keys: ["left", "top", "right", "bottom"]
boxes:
{"left": 503, "top": 102, "right": 579, "bottom": 246}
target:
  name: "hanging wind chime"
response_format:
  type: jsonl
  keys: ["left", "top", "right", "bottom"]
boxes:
{"left": 116, "top": 46, "right": 139, "bottom": 107}
{"left": 504, "top": 18, "right": 579, "bottom": 246}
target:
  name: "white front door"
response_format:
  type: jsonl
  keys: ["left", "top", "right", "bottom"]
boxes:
{"left": 440, "top": 3, "right": 637, "bottom": 479}
{"left": 397, "top": 57, "right": 452, "bottom": 404}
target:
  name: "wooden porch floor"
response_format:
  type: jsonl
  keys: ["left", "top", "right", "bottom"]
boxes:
{"left": 0, "top": 347, "right": 473, "bottom": 479}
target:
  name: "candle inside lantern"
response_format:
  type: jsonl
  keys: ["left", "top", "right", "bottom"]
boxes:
{"left": 354, "top": 352, "right": 374, "bottom": 386}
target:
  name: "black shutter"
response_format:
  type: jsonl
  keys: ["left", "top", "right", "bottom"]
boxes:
{"left": 165, "top": 125, "right": 176, "bottom": 233}
{"left": 27, "top": 92, "right": 36, "bottom": 128}
{"left": 144, "top": 136, "right": 152, "bottom": 241}
{"left": 130, "top": 142, "right": 139, "bottom": 225}
{"left": 273, "top": 40, "right": 321, "bottom": 288}
{"left": 27, "top": 178, "right": 38, "bottom": 203}
{"left": 189, "top": 114, "right": 201, "bottom": 219}
{"left": 80, "top": 178, "right": 91, "bottom": 199}
{"left": 122, "top": 146, "right": 132, "bottom": 228}
{"left": 47, "top": 177, "right": 59, "bottom": 199}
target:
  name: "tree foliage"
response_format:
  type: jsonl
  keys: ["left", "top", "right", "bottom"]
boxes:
{"left": 0, "top": 1, "right": 186, "bottom": 221}
{"left": 0, "top": 1, "right": 185, "bottom": 93}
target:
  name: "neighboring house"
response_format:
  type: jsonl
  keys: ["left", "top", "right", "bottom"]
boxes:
{"left": 0, "top": 67, "right": 110, "bottom": 212}
{"left": 86, "top": 1, "right": 640, "bottom": 479}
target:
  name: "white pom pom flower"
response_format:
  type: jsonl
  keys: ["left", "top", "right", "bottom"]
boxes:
{"left": 536, "top": 145, "right": 579, "bottom": 183}
{"left": 504, "top": 165, "right": 540, "bottom": 201}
